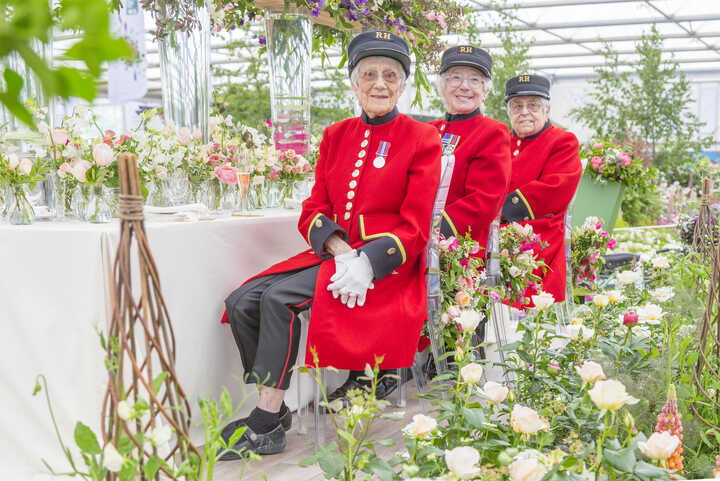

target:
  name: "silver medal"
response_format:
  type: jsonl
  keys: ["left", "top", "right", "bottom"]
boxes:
{"left": 373, "top": 156, "right": 386, "bottom": 168}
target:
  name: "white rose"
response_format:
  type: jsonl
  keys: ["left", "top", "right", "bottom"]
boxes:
{"left": 566, "top": 323, "right": 593, "bottom": 342}
{"left": 638, "top": 431, "right": 680, "bottom": 460}
{"left": 607, "top": 290, "right": 623, "bottom": 303}
{"left": 637, "top": 303, "right": 663, "bottom": 325}
{"left": 509, "top": 456, "right": 547, "bottom": 481}
{"left": 458, "top": 309, "right": 481, "bottom": 333}
{"left": 592, "top": 294, "right": 609, "bottom": 307}
{"left": 588, "top": 379, "right": 639, "bottom": 410}
{"left": 149, "top": 421, "right": 172, "bottom": 446}
{"left": 509, "top": 266, "right": 521, "bottom": 277}
{"left": 18, "top": 157, "right": 33, "bottom": 175}
{"left": 102, "top": 443, "right": 124, "bottom": 472}
{"left": 403, "top": 414, "right": 437, "bottom": 439}
{"left": 93, "top": 142, "right": 114, "bottom": 166}
{"left": 445, "top": 446, "right": 481, "bottom": 480}
{"left": 531, "top": 291, "right": 555, "bottom": 311}
{"left": 510, "top": 406, "right": 549, "bottom": 434}
{"left": 460, "top": 363, "right": 484, "bottom": 384}
{"left": 481, "top": 381, "right": 509, "bottom": 404}
{"left": 575, "top": 361, "right": 606, "bottom": 383}
{"left": 616, "top": 270, "right": 641, "bottom": 287}
{"left": 117, "top": 400, "right": 132, "bottom": 421}
{"left": 651, "top": 255, "right": 670, "bottom": 269}
{"left": 7, "top": 153, "right": 19, "bottom": 169}
{"left": 650, "top": 286, "right": 674, "bottom": 303}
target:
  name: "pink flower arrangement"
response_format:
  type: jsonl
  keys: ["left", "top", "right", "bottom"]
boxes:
{"left": 215, "top": 163, "right": 239, "bottom": 185}
{"left": 571, "top": 216, "right": 616, "bottom": 289}
{"left": 581, "top": 139, "right": 644, "bottom": 187}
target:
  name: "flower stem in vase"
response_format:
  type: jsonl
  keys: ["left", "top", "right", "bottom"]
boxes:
{"left": 7, "top": 185, "right": 35, "bottom": 225}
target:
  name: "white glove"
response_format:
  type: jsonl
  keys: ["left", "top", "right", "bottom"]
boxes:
{"left": 327, "top": 251, "right": 375, "bottom": 308}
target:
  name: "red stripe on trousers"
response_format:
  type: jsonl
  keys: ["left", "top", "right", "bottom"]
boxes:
{"left": 277, "top": 298, "right": 313, "bottom": 387}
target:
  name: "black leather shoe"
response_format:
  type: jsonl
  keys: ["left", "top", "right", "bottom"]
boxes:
{"left": 220, "top": 406, "right": 292, "bottom": 442}
{"left": 218, "top": 423, "right": 286, "bottom": 460}
{"left": 324, "top": 371, "right": 399, "bottom": 410}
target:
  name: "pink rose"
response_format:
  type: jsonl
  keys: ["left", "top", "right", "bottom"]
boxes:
{"left": 70, "top": 159, "right": 91, "bottom": 182}
{"left": 7, "top": 154, "right": 19, "bottom": 169}
{"left": 607, "top": 238, "right": 616, "bottom": 250}
{"left": 619, "top": 152, "right": 632, "bottom": 167}
{"left": 469, "top": 244, "right": 480, "bottom": 255}
{"left": 447, "top": 305, "right": 461, "bottom": 319}
{"left": 215, "top": 163, "right": 239, "bottom": 185}
{"left": 268, "top": 165, "right": 282, "bottom": 180}
{"left": 156, "top": 166, "right": 168, "bottom": 180}
{"left": 448, "top": 237, "right": 459, "bottom": 252}
{"left": 283, "top": 164, "right": 293, "bottom": 173}
{"left": 58, "top": 162, "right": 72, "bottom": 178}
{"left": 489, "top": 291, "right": 501, "bottom": 301}
{"left": 303, "top": 162, "right": 312, "bottom": 172}
{"left": 291, "top": 164, "right": 303, "bottom": 174}
{"left": 18, "top": 158, "right": 33, "bottom": 175}
{"left": 92, "top": 142, "right": 114, "bottom": 166}
{"left": 500, "top": 248, "right": 509, "bottom": 257}
{"left": 590, "top": 156, "right": 603, "bottom": 169}
{"left": 455, "top": 290, "right": 471, "bottom": 307}
{"left": 592, "top": 142, "right": 603, "bottom": 150}
{"left": 177, "top": 127, "right": 192, "bottom": 145}
{"left": 49, "top": 129, "right": 69, "bottom": 146}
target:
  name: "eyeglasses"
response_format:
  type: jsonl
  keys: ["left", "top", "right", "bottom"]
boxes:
{"left": 444, "top": 73, "right": 485, "bottom": 90}
{"left": 358, "top": 69, "right": 401, "bottom": 85}
{"left": 508, "top": 100, "right": 545, "bottom": 114}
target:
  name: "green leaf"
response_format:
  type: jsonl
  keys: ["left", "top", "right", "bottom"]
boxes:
{"left": 364, "top": 363, "right": 375, "bottom": 381}
{"left": 117, "top": 434, "right": 134, "bottom": 455}
{"left": 634, "top": 461, "right": 669, "bottom": 478}
{"left": 143, "top": 455, "right": 160, "bottom": 480}
{"left": 337, "top": 429, "right": 356, "bottom": 445}
{"left": 73, "top": 422, "right": 101, "bottom": 454}
{"left": 228, "top": 425, "right": 247, "bottom": 448}
{"left": 317, "top": 451, "right": 345, "bottom": 477}
{"left": 33, "top": 379, "right": 42, "bottom": 395}
{"left": 375, "top": 439, "right": 395, "bottom": 447}
{"left": 118, "top": 457, "right": 137, "bottom": 481}
{"left": 365, "top": 457, "right": 396, "bottom": 481}
{"left": 603, "top": 446, "right": 636, "bottom": 473}
{"left": 152, "top": 371, "right": 168, "bottom": 394}
{"left": 0, "top": 68, "right": 33, "bottom": 127}
{"left": 461, "top": 407, "right": 487, "bottom": 428}
{"left": 220, "top": 387, "right": 233, "bottom": 419}
{"left": 379, "top": 412, "right": 405, "bottom": 421}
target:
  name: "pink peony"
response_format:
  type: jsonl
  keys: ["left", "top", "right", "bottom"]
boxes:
{"left": 500, "top": 248, "right": 509, "bottom": 257}
{"left": 215, "top": 163, "right": 239, "bottom": 185}
{"left": 591, "top": 156, "right": 603, "bottom": 169}
{"left": 489, "top": 291, "right": 501, "bottom": 301}
{"left": 455, "top": 290, "right": 471, "bottom": 307}
{"left": 592, "top": 142, "right": 604, "bottom": 150}
{"left": 623, "top": 311, "right": 638, "bottom": 326}
{"left": 601, "top": 231, "right": 608, "bottom": 238}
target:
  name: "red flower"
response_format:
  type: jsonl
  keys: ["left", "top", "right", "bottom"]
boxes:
{"left": 623, "top": 311, "right": 639, "bottom": 326}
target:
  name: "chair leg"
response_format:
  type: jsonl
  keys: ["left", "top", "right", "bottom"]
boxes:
{"left": 296, "top": 371, "right": 308, "bottom": 435}
{"left": 313, "top": 376, "right": 325, "bottom": 447}
{"left": 396, "top": 368, "right": 406, "bottom": 408}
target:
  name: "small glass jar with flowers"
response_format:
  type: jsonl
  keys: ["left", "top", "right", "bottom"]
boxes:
{"left": 0, "top": 151, "right": 49, "bottom": 225}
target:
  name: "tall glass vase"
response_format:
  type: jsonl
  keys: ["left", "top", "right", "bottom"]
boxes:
{"left": 6, "top": 185, "right": 35, "bottom": 225}
{"left": 158, "top": 5, "right": 211, "bottom": 142}
{"left": 85, "top": 184, "right": 112, "bottom": 223}
{"left": 265, "top": 10, "right": 312, "bottom": 158}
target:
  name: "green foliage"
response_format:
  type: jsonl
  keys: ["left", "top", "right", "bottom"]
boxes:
{"left": 570, "top": 26, "right": 713, "bottom": 186}
{"left": 0, "top": 0, "right": 132, "bottom": 127}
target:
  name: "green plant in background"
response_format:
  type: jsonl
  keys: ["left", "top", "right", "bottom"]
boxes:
{"left": 0, "top": 0, "right": 132, "bottom": 127}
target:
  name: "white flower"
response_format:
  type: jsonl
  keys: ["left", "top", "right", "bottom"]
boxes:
{"left": 606, "top": 290, "right": 623, "bottom": 303}
{"left": 7, "top": 153, "right": 19, "bottom": 169}
{"left": 510, "top": 405, "right": 549, "bottom": 434}
{"left": 531, "top": 291, "right": 555, "bottom": 311}
{"left": 638, "top": 432, "right": 680, "bottom": 460}
{"left": 350, "top": 404, "right": 364, "bottom": 416}
{"left": 445, "top": 446, "right": 481, "bottom": 480}
{"left": 651, "top": 255, "right": 670, "bottom": 269}
{"left": 575, "top": 361, "right": 606, "bottom": 383}
{"left": 92, "top": 142, "right": 114, "bottom": 166}
{"left": 18, "top": 157, "right": 33, "bottom": 175}
{"left": 509, "top": 266, "right": 521, "bottom": 277}
{"left": 616, "top": 270, "right": 641, "bottom": 287}
{"left": 117, "top": 400, "right": 132, "bottom": 421}
{"left": 403, "top": 414, "right": 437, "bottom": 439}
{"left": 460, "top": 363, "right": 484, "bottom": 384}
{"left": 592, "top": 294, "right": 609, "bottom": 307}
{"left": 588, "top": 379, "right": 639, "bottom": 410}
{"left": 458, "top": 309, "right": 481, "bottom": 333}
{"left": 650, "top": 286, "right": 674, "bottom": 303}
{"left": 148, "top": 421, "right": 172, "bottom": 446}
{"left": 481, "top": 381, "right": 509, "bottom": 404}
{"left": 566, "top": 323, "right": 594, "bottom": 342}
{"left": 102, "top": 443, "right": 124, "bottom": 472}
{"left": 637, "top": 303, "right": 663, "bottom": 325}
{"left": 509, "top": 456, "right": 547, "bottom": 481}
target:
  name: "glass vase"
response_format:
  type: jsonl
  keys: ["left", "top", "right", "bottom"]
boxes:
{"left": 248, "top": 177, "right": 268, "bottom": 210}
{"left": 6, "top": 184, "right": 35, "bottom": 225}
{"left": 158, "top": 5, "right": 211, "bottom": 142}
{"left": 70, "top": 184, "right": 88, "bottom": 220}
{"left": 265, "top": 10, "right": 312, "bottom": 158}
{"left": 85, "top": 184, "right": 112, "bottom": 223}
{"left": 49, "top": 173, "right": 70, "bottom": 220}
{"left": 164, "top": 171, "right": 190, "bottom": 206}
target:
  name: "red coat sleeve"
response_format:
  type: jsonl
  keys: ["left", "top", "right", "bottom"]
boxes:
{"left": 443, "top": 123, "right": 510, "bottom": 244}
{"left": 357, "top": 125, "right": 442, "bottom": 279}
{"left": 298, "top": 126, "right": 348, "bottom": 257}
{"left": 503, "top": 131, "right": 582, "bottom": 221}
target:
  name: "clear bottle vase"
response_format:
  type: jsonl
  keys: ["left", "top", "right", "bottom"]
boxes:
{"left": 6, "top": 184, "right": 35, "bottom": 225}
{"left": 70, "top": 184, "right": 87, "bottom": 220}
{"left": 49, "top": 173, "right": 68, "bottom": 220}
{"left": 85, "top": 184, "right": 112, "bottom": 223}
{"left": 248, "top": 178, "right": 268, "bottom": 210}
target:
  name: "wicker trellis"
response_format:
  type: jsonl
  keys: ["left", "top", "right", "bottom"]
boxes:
{"left": 101, "top": 153, "right": 199, "bottom": 479}
{"left": 691, "top": 178, "right": 720, "bottom": 430}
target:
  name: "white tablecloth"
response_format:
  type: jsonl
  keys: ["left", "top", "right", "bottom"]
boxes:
{"left": 0, "top": 210, "right": 329, "bottom": 480}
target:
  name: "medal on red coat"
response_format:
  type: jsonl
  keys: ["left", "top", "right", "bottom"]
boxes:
{"left": 441, "top": 133, "right": 461, "bottom": 155}
{"left": 373, "top": 141, "right": 390, "bottom": 168}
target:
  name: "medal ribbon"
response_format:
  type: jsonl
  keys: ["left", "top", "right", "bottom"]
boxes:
{"left": 376, "top": 141, "right": 390, "bottom": 159}
{"left": 441, "top": 133, "right": 460, "bottom": 155}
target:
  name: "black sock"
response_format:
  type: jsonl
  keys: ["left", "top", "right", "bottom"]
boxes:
{"left": 246, "top": 407, "right": 279, "bottom": 434}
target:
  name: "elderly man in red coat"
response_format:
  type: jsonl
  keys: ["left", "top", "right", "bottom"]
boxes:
{"left": 219, "top": 31, "right": 441, "bottom": 457}
{"left": 500, "top": 74, "right": 582, "bottom": 305}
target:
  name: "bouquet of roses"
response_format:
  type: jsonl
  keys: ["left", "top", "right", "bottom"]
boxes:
{"left": 571, "top": 216, "right": 616, "bottom": 290}
{"left": 267, "top": 148, "right": 313, "bottom": 182}
{"left": 497, "top": 222, "right": 547, "bottom": 305}
{"left": 580, "top": 139, "right": 646, "bottom": 187}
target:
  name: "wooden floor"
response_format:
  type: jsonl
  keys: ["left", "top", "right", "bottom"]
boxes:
{"left": 213, "top": 385, "right": 424, "bottom": 481}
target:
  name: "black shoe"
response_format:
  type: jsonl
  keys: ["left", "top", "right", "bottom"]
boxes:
{"left": 324, "top": 371, "right": 399, "bottom": 410}
{"left": 221, "top": 406, "right": 292, "bottom": 442}
{"left": 218, "top": 423, "right": 286, "bottom": 460}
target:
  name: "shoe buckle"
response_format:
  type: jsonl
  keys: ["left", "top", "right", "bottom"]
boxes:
{"left": 249, "top": 432, "right": 257, "bottom": 441}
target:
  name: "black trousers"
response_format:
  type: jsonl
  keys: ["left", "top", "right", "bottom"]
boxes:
{"left": 225, "top": 265, "right": 319, "bottom": 390}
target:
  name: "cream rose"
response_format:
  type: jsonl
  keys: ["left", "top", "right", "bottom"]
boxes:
{"left": 510, "top": 405, "right": 549, "bottom": 434}
{"left": 509, "top": 456, "right": 547, "bottom": 481}
{"left": 575, "top": 361, "right": 606, "bottom": 383}
{"left": 102, "top": 443, "right": 124, "bottom": 472}
{"left": 651, "top": 255, "right": 670, "bottom": 269}
{"left": 588, "top": 379, "right": 639, "bottom": 410}
{"left": 638, "top": 431, "right": 680, "bottom": 460}
{"left": 403, "top": 414, "right": 437, "bottom": 439}
{"left": 531, "top": 291, "right": 555, "bottom": 311}
{"left": 18, "top": 158, "right": 33, "bottom": 175}
{"left": 566, "top": 323, "right": 594, "bottom": 342}
{"left": 481, "top": 381, "right": 509, "bottom": 404}
{"left": 458, "top": 309, "right": 481, "bottom": 333}
{"left": 445, "top": 446, "right": 481, "bottom": 480}
{"left": 92, "top": 142, "right": 114, "bottom": 166}
{"left": 460, "top": 363, "right": 484, "bottom": 384}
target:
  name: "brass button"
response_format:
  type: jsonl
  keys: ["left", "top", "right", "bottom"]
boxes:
{"left": 517, "top": 139, "right": 521, "bottom": 146}
{"left": 358, "top": 150, "right": 366, "bottom": 158}
{"left": 355, "top": 160, "right": 363, "bottom": 168}
{"left": 364, "top": 129, "right": 370, "bottom": 138}
{"left": 347, "top": 191, "right": 355, "bottom": 200}
{"left": 387, "top": 247, "right": 397, "bottom": 255}
{"left": 361, "top": 139, "right": 368, "bottom": 148}
{"left": 352, "top": 169, "right": 360, "bottom": 178}
{"left": 346, "top": 202, "right": 352, "bottom": 210}
{"left": 344, "top": 212, "right": 351, "bottom": 220}
{"left": 349, "top": 180, "right": 357, "bottom": 188}
{"left": 315, "top": 218, "right": 323, "bottom": 228}
{"left": 513, "top": 149, "right": 519, "bottom": 156}
{"left": 440, "top": 124, "right": 445, "bottom": 131}
{"left": 512, "top": 196, "right": 519, "bottom": 204}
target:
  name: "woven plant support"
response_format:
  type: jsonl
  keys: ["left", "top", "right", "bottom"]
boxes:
{"left": 692, "top": 179, "right": 720, "bottom": 431}
{"left": 101, "top": 153, "right": 199, "bottom": 480}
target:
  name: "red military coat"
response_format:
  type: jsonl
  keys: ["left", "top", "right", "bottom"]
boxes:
{"left": 222, "top": 108, "right": 441, "bottom": 369}
{"left": 428, "top": 110, "right": 511, "bottom": 254}
{"left": 501, "top": 122, "right": 582, "bottom": 304}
